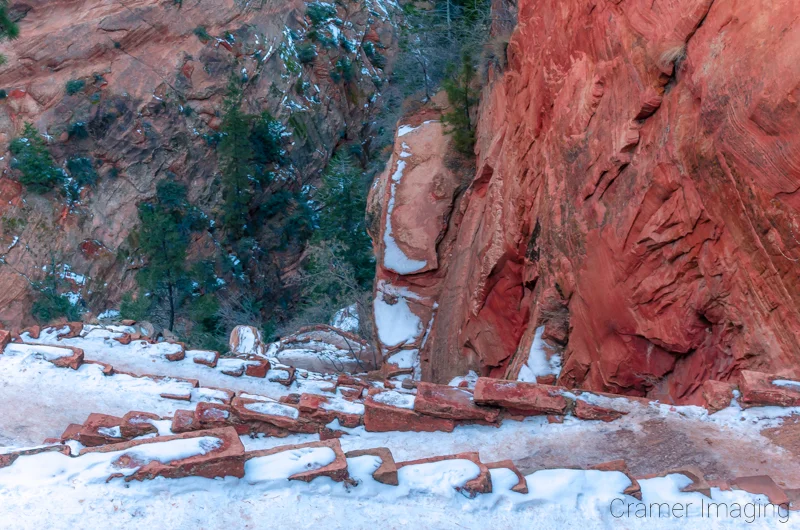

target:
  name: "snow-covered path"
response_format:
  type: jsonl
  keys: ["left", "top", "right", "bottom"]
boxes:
{"left": 0, "top": 450, "right": 790, "bottom": 530}
{"left": 22, "top": 326, "right": 338, "bottom": 398}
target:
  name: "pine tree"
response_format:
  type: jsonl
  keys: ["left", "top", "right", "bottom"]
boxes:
{"left": 136, "top": 180, "right": 193, "bottom": 331}
{"left": 315, "top": 153, "right": 375, "bottom": 288}
{"left": 218, "top": 79, "right": 255, "bottom": 239}
{"left": 442, "top": 51, "right": 479, "bottom": 154}
{"left": 0, "top": 1, "right": 19, "bottom": 66}
{"left": 9, "top": 123, "right": 62, "bottom": 193}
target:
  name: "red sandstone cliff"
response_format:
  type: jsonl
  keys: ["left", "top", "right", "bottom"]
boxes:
{"left": 371, "top": 0, "right": 800, "bottom": 403}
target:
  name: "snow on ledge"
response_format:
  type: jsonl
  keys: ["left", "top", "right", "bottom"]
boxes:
{"left": 243, "top": 400, "right": 300, "bottom": 419}
{"left": 372, "top": 390, "right": 415, "bottom": 410}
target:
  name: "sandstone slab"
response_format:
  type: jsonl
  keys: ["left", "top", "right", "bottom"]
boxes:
{"left": 414, "top": 382, "right": 500, "bottom": 422}
{"left": 474, "top": 378, "right": 569, "bottom": 415}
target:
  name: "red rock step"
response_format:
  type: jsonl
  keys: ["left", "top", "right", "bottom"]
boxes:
{"left": 396, "top": 452, "right": 492, "bottom": 497}
{"left": 739, "top": 370, "right": 800, "bottom": 408}
{"left": 81, "top": 426, "right": 245, "bottom": 481}
{"left": 245, "top": 439, "right": 349, "bottom": 483}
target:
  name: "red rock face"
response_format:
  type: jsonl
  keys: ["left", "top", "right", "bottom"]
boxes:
{"left": 375, "top": 0, "right": 800, "bottom": 403}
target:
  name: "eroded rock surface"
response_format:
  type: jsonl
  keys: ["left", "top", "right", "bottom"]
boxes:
{"left": 372, "top": 0, "right": 800, "bottom": 403}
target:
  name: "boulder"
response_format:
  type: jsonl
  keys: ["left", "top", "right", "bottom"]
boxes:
{"left": 244, "top": 357, "right": 270, "bottom": 378}
{"left": 473, "top": 378, "right": 570, "bottom": 415}
{"left": 0, "top": 329, "right": 11, "bottom": 352}
{"left": 56, "top": 322, "right": 83, "bottom": 339}
{"left": 702, "top": 380, "right": 737, "bottom": 413}
{"left": 0, "top": 444, "right": 71, "bottom": 469}
{"left": 485, "top": 459, "right": 528, "bottom": 494}
{"left": 195, "top": 402, "right": 237, "bottom": 429}
{"left": 229, "top": 325, "right": 266, "bottom": 356}
{"left": 81, "top": 427, "right": 245, "bottom": 481}
{"left": 47, "top": 345, "right": 84, "bottom": 370}
{"left": 231, "top": 396, "right": 318, "bottom": 434}
{"left": 573, "top": 399, "right": 627, "bottom": 422}
{"left": 363, "top": 396, "right": 455, "bottom": 433}
{"left": 413, "top": 382, "right": 500, "bottom": 422}
{"left": 78, "top": 413, "right": 125, "bottom": 447}
{"left": 84, "top": 360, "right": 114, "bottom": 376}
{"left": 297, "top": 393, "right": 362, "bottom": 428}
{"left": 190, "top": 350, "right": 219, "bottom": 368}
{"left": 171, "top": 410, "right": 200, "bottom": 434}
{"left": 588, "top": 460, "right": 641, "bottom": 500}
{"left": 120, "top": 411, "right": 161, "bottom": 438}
{"left": 739, "top": 371, "right": 800, "bottom": 408}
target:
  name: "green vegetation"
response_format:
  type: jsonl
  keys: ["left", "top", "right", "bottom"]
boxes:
{"left": 314, "top": 153, "right": 374, "bottom": 288}
{"left": 442, "top": 51, "right": 479, "bottom": 154}
{"left": 0, "top": 1, "right": 19, "bottom": 65}
{"left": 65, "top": 79, "right": 85, "bottom": 95}
{"left": 218, "top": 79, "right": 286, "bottom": 239}
{"left": 218, "top": 87, "right": 254, "bottom": 238}
{"left": 193, "top": 26, "right": 211, "bottom": 42}
{"left": 65, "top": 157, "right": 98, "bottom": 202}
{"left": 134, "top": 180, "right": 204, "bottom": 331}
{"left": 306, "top": 3, "right": 337, "bottom": 25}
{"left": 31, "top": 259, "right": 82, "bottom": 324}
{"left": 297, "top": 42, "right": 317, "bottom": 64}
{"left": 9, "top": 123, "right": 63, "bottom": 194}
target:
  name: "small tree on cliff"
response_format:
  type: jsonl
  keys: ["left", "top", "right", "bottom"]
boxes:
{"left": 135, "top": 180, "right": 196, "bottom": 331}
{"left": 9, "top": 123, "right": 63, "bottom": 193}
{"left": 0, "top": 1, "right": 19, "bottom": 65}
{"left": 314, "top": 152, "right": 374, "bottom": 288}
{"left": 219, "top": 80, "right": 255, "bottom": 241}
{"left": 442, "top": 51, "right": 479, "bottom": 154}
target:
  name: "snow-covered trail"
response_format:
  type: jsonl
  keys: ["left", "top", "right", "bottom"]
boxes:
{"left": 0, "top": 450, "right": 789, "bottom": 530}
{"left": 0, "top": 348, "right": 199, "bottom": 447}
{"left": 22, "top": 326, "right": 337, "bottom": 398}
{"left": 4, "top": 328, "right": 800, "bottom": 490}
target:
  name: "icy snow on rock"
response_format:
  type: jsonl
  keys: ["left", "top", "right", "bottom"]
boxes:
{"left": 387, "top": 349, "right": 418, "bottom": 369}
{"left": 518, "top": 326, "right": 561, "bottom": 382}
{"left": 243, "top": 400, "right": 300, "bottom": 419}
{"left": 371, "top": 390, "right": 415, "bottom": 410}
{"left": 0, "top": 436, "right": 221, "bottom": 487}
{"left": 245, "top": 447, "right": 336, "bottom": 482}
{"left": 398, "top": 459, "right": 480, "bottom": 497}
{"left": 4, "top": 343, "right": 75, "bottom": 361}
{"left": 373, "top": 282, "right": 423, "bottom": 348}
{"left": 448, "top": 370, "right": 479, "bottom": 389}
{"left": 772, "top": 379, "right": 800, "bottom": 390}
{"left": 330, "top": 304, "right": 359, "bottom": 333}
{"left": 382, "top": 156, "right": 427, "bottom": 274}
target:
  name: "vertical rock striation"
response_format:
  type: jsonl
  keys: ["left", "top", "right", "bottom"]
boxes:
{"left": 373, "top": 0, "right": 800, "bottom": 403}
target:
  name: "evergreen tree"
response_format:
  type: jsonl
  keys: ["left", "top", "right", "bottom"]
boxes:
{"left": 218, "top": 78, "right": 255, "bottom": 239}
{"left": 135, "top": 180, "right": 194, "bottom": 331}
{"left": 0, "top": 1, "right": 19, "bottom": 66}
{"left": 9, "top": 123, "right": 63, "bottom": 193}
{"left": 315, "top": 153, "right": 375, "bottom": 288}
{"left": 442, "top": 51, "right": 479, "bottom": 154}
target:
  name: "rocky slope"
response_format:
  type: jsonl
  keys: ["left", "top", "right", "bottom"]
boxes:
{"left": 0, "top": 0, "right": 398, "bottom": 327}
{"left": 371, "top": 0, "right": 800, "bottom": 404}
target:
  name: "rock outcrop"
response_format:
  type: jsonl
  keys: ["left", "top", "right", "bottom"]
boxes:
{"left": 372, "top": 0, "right": 800, "bottom": 403}
{"left": 0, "top": 0, "right": 398, "bottom": 327}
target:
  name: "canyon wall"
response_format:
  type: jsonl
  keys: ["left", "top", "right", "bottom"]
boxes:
{"left": 372, "top": 0, "right": 800, "bottom": 403}
{"left": 0, "top": 0, "right": 397, "bottom": 327}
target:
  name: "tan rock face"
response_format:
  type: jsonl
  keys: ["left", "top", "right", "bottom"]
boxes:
{"left": 0, "top": 0, "right": 398, "bottom": 327}
{"left": 372, "top": 0, "right": 800, "bottom": 403}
